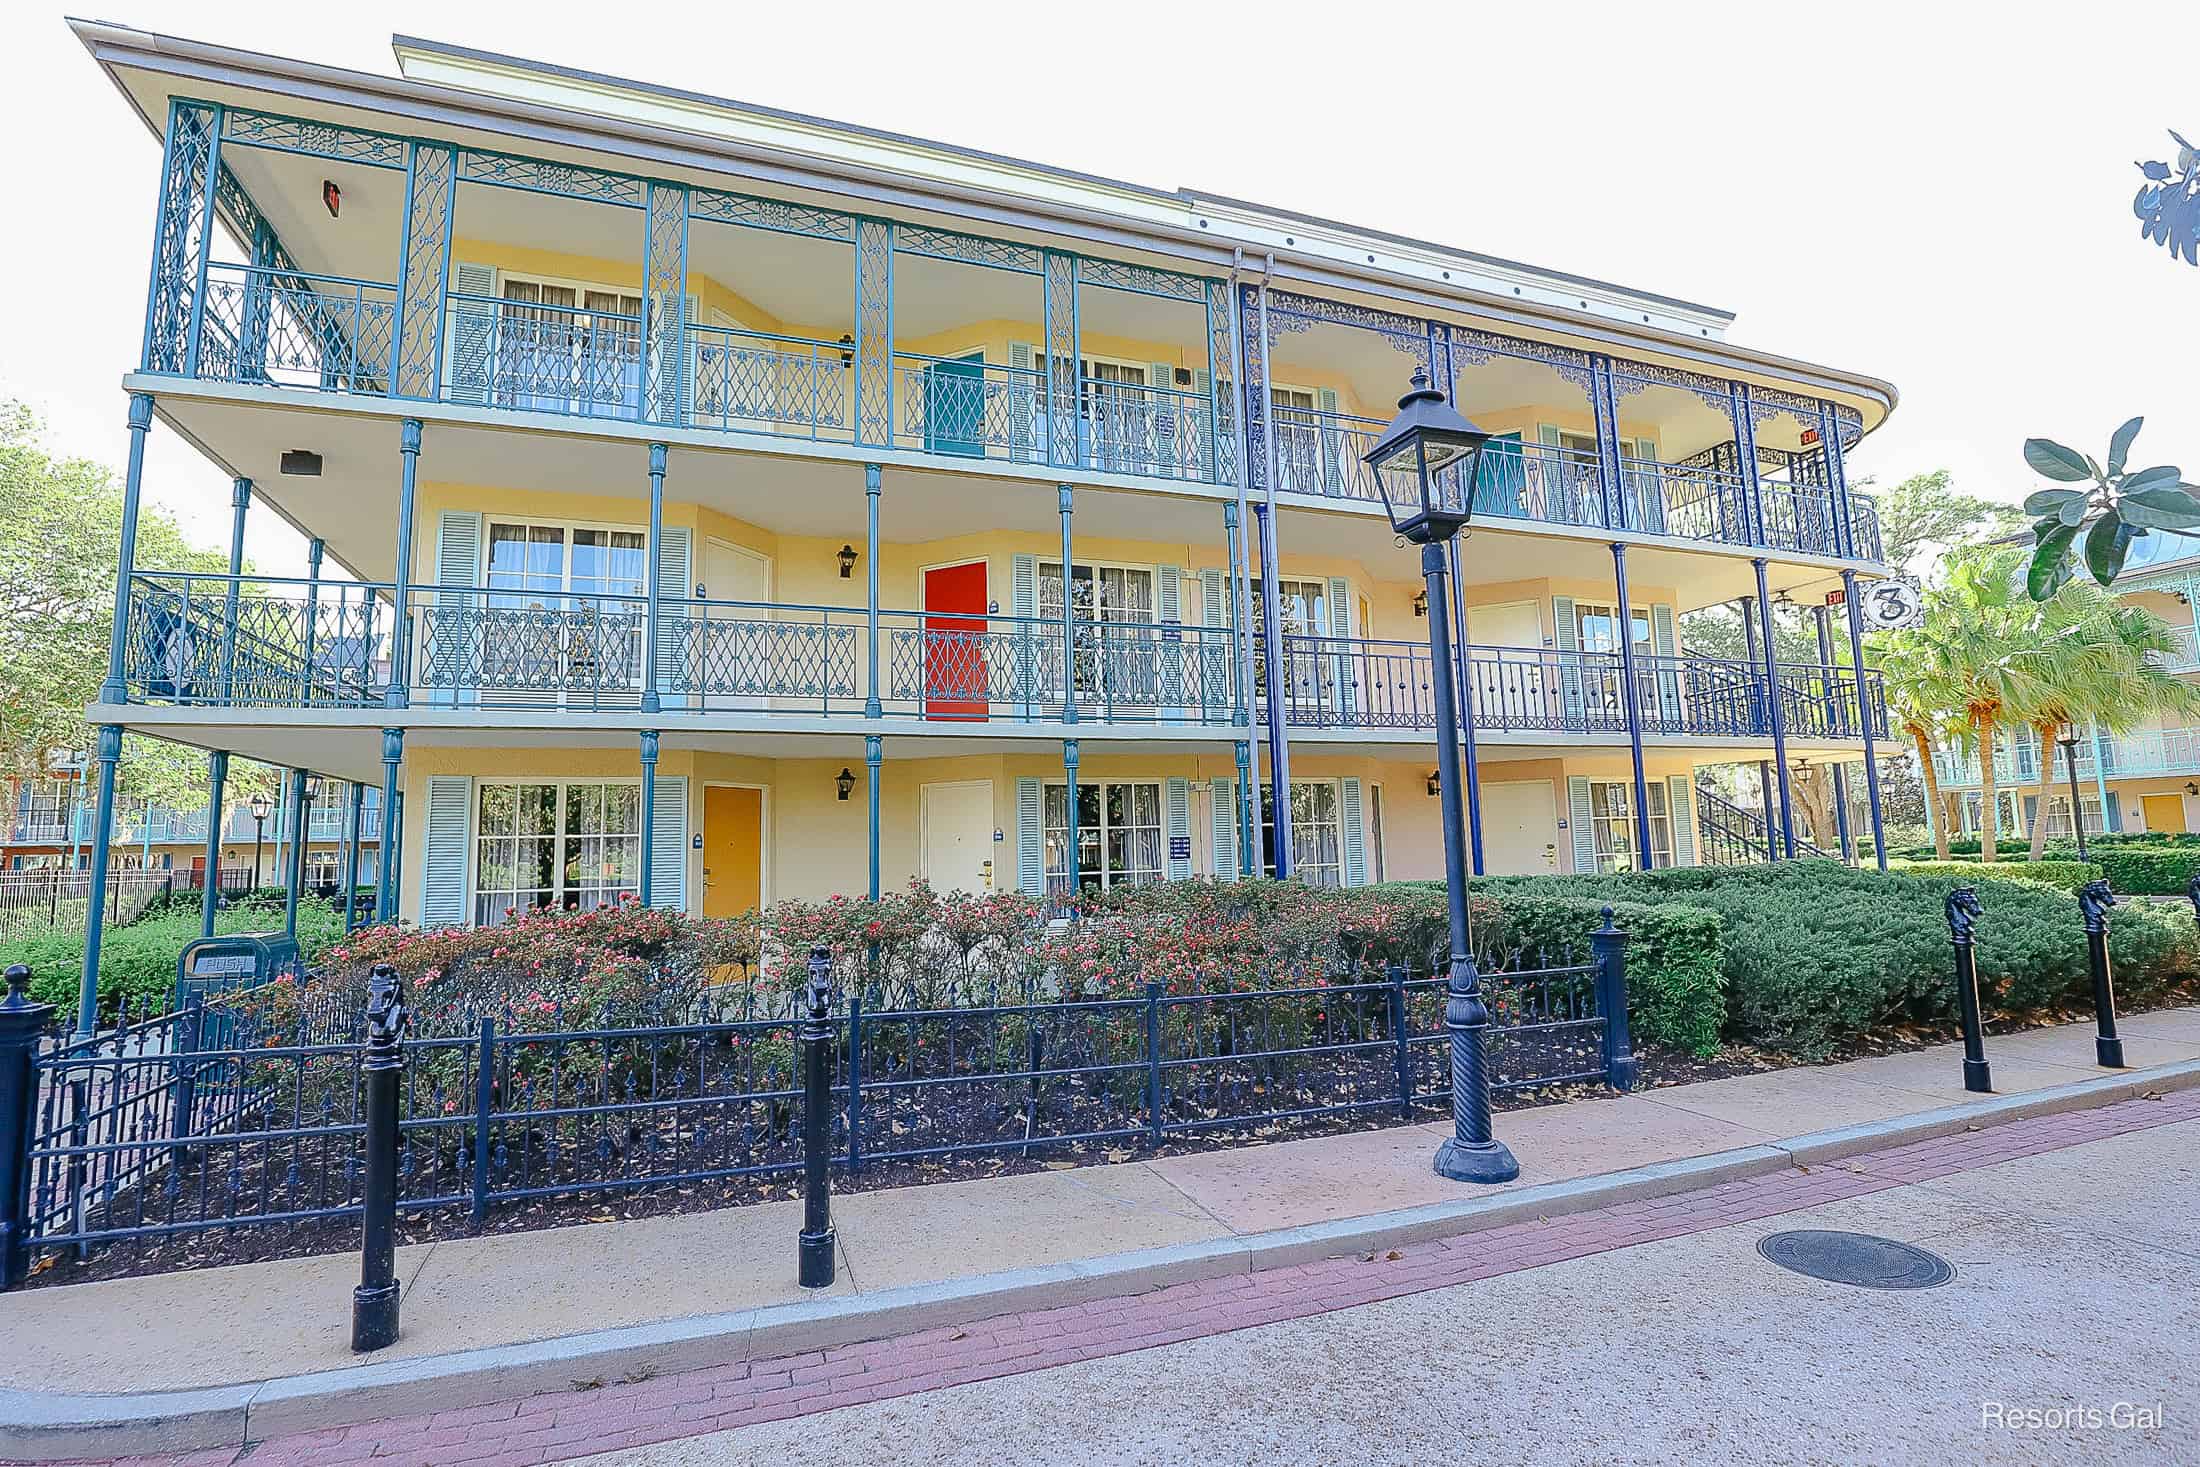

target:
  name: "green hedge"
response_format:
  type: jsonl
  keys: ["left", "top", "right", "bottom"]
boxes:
{"left": 1470, "top": 861, "right": 2195, "bottom": 1060}
{"left": 1889, "top": 859, "right": 2104, "bottom": 892}
{"left": 0, "top": 895, "right": 346, "bottom": 1021}
{"left": 1888, "top": 844, "right": 2200, "bottom": 895}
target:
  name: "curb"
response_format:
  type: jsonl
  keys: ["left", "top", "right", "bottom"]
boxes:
{"left": 4, "top": 1057, "right": 2196, "bottom": 1460}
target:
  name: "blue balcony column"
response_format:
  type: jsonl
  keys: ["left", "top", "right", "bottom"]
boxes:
{"left": 865, "top": 464, "right": 883, "bottom": 717}
{"left": 1739, "top": 595, "right": 1766, "bottom": 738}
{"left": 1839, "top": 569, "right": 1889, "bottom": 869}
{"left": 101, "top": 394, "right": 155, "bottom": 706}
{"left": 387, "top": 420, "right": 423, "bottom": 709}
{"left": 1254, "top": 500, "right": 1292, "bottom": 878}
{"left": 282, "top": 768, "right": 309, "bottom": 940}
{"left": 866, "top": 734, "right": 884, "bottom": 902}
{"left": 642, "top": 183, "right": 690, "bottom": 423}
{"left": 1753, "top": 561, "right": 1797, "bottom": 858}
{"left": 1223, "top": 502, "right": 1246, "bottom": 725}
{"left": 1234, "top": 740, "right": 1256, "bottom": 878}
{"left": 854, "top": 219, "right": 895, "bottom": 448}
{"left": 1043, "top": 251, "right": 1078, "bottom": 467}
{"left": 1812, "top": 603, "right": 1855, "bottom": 861}
{"left": 376, "top": 729, "right": 403, "bottom": 921}
{"left": 1731, "top": 384, "right": 1768, "bottom": 547}
{"left": 638, "top": 731, "right": 659, "bottom": 907}
{"left": 2090, "top": 722, "right": 2113, "bottom": 830}
{"left": 1449, "top": 539, "right": 1485, "bottom": 875}
{"left": 1062, "top": 739, "right": 1081, "bottom": 895}
{"left": 200, "top": 750, "right": 229, "bottom": 938}
{"left": 75, "top": 726, "right": 124, "bottom": 1037}
{"left": 220, "top": 478, "right": 250, "bottom": 701}
{"left": 343, "top": 780, "right": 366, "bottom": 932}
{"left": 644, "top": 444, "right": 667, "bottom": 714}
{"left": 302, "top": 538, "right": 326, "bottom": 697}
{"left": 142, "top": 99, "right": 219, "bottom": 374}
{"left": 392, "top": 142, "right": 457, "bottom": 399}
{"left": 390, "top": 790, "right": 404, "bottom": 910}
{"left": 1611, "top": 544, "right": 1655, "bottom": 865}
{"left": 1816, "top": 400, "right": 1854, "bottom": 560}
{"left": 1057, "top": 485, "right": 1078, "bottom": 724}
{"left": 1588, "top": 355, "right": 1629, "bottom": 530}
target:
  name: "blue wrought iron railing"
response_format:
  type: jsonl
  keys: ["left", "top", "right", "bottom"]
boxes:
{"left": 197, "top": 262, "right": 394, "bottom": 394}
{"left": 1693, "top": 783, "right": 1839, "bottom": 864}
{"left": 123, "top": 572, "right": 395, "bottom": 708}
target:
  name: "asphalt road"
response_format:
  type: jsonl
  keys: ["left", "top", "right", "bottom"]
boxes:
{"left": 579, "top": 1115, "right": 2197, "bottom": 1466}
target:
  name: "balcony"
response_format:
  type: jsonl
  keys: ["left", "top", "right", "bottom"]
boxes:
{"left": 137, "top": 99, "right": 1879, "bottom": 567}
{"left": 123, "top": 572, "right": 1886, "bottom": 744}
{"left": 1936, "top": 727, "right": 2200, "bottom": 788}
{"left": 1272, "top": 637, "right": 1886, "bottom": 741}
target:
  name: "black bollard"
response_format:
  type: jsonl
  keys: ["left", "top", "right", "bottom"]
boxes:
{"left": 1591, "top": 908, "right": 1637, "bottom": 1094}
{"left": 0, "top": 965, "right": 57, "bottom": 1290}
{"left": 1945, "top": 886, "right": 1992, "bottom": 1093}
{"left": 352, "top": 964, "right": 407, "bottom": 1352}
{"left": 797, "top": 946, "right": 837, "bottom": 1289}
{"left": 2078, "top": 879, "right": 2126, "bottom": 1069}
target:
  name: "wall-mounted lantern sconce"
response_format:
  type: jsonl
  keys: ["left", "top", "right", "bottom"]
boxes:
{"left": 321, "top": 180, "right": 341, "bottom": 219}
{"left": 1412, "top": 589, "right": 1428, "bottom": 618}
{"left": 2185, "top": 781, "right": 2197, "bottom": 797}
{"left": 836, "top": 768, "right": 857, "bottom": 801}
{"left": 1426, "top": 770, "right": 1441, "bottom": 797}
{"left": 837, "top": 544, "right": 859, "bottom": 579}
{"left": 838, "top": 333, "right": 855, "bottom": 367}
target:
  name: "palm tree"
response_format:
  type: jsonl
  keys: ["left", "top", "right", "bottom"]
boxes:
{"left": 1905, "top": 552, "right": 2049, "bottom": 862}
{"left": 2009, "top": 584, "right": 2200, "bottom": 858}
{"left": 1879, "top": 642, "right": 1961, "bottom": 859}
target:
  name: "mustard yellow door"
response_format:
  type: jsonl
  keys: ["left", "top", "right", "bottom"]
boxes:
{"left": 2141, "top": 793, "right": 2187, "bottom": 834}
{"left": 703, "top": 786, "right": 763, "bottom": 918}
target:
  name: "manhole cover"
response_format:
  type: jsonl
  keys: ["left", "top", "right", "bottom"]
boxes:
{"left": 1757, "top": 1230, "right": 1954, "bottom": 1289}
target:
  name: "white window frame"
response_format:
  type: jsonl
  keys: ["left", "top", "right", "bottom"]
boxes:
{"left": 1259, "top": 778, "right": 1345, "bottom": 888}
{"left": 471, "top": 778, "right": 645, "bottom": 926}
{"left": 1042, "top": 779, "right": 1165, "bottom": 895}
{"left": 1588, "top": 780, "right": 1674, "bottom": 873}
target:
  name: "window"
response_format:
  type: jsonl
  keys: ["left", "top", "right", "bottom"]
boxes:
{"left": 1259, "top": 780, "right": 1343, "bottom": 888}
{"left": 483, "top": 520, "right": 649, "bottom": 692}
{"left": 1043, "top": 781, "right": 1162, "bottom": 894}
{"left": 1040, "top": 559, "right": 1155, "bottom": 700}
{"left": 497, "top": 277, "right": 643, "bottom": 415}
{"left": 1588, "top": 781, "right": 1673, "bottom": 873}
{"left": 1572, "top": 602, "right": 1651, "bottom": 655}
{"left": 473, "top": 781, "right": 642, "bottom": 924}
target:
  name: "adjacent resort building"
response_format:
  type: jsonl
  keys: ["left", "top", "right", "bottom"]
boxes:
{"left": 71, "top": 21, "right": 1897, "bottom": 934}
{"left": 1936, "top": 530, "right": 2200, "bottom": 839}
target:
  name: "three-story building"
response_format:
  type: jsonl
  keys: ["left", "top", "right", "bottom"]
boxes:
{"left": 70, "top": 22, "right": 1897, "bottom": 942}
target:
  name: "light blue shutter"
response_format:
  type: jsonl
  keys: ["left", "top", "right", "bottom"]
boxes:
{"left": 1316, "top": 387, "right": 1343, "bottom": 493}
{"left": 649, "top": 775, "right": 687, "bottom": 910}
{"left": 1667, "top": 774, "right": 1696, "bottom": 867}
{"left": 1651, "top": 603, "right": 1681, "bottom": 725}
{"left": 1148, "top": 362, "right": 1177, "bottom": 476}
{"left": 421, "top": 775, "right": 470, "bottom": 927}
{"left": 1012, "top": 554, "right": 1041, "bottom": 716}
{"left": 1210, "top": 778, "right": 1238, "bottom": 879}
{"left": 442, "top": 262, "right": 499, "bottom": 404}
{"left": 1199, "top": 568, "right": 1228, "bottom": 721}
{"left": 653, "top": 525, "right": 692, "bottom": 709}
{"left": 1340, "top": 776, "right": 1367, "bottom": 887}
{"left": 1632, "top": 437, "right": 1666, "bottom": 532}
{"left": 1553, "top": 596, "right": 1584, "bottom": 727}
{"left": 1009, "top": 342, "right": 1038, "bottom": 462}
{"left": 1193, "top": 368, "right": 1215, "bottom": 481}
{"left": 1016, "top": 778, "right": 1044, "bottom": 894}
{"left": 1156, "top": 563, "right": 1184, "bottom": 720}
{"left": 1165, "top": 777, "right": 1192, "bottom": 880}
{"left": 1536, "top": 424, "right": 1567, "bottom": 520}
{"left": 426, "top": 511, "right": 483, "bottom": 706}
{"left": 1326, "top": 576, "right": 1353, "bottom": 721}
{"left": 1568, "top": 776, "right": 1596, "bottom": 874}
{"left": 2105, "top": 791, "right": 2121, "bottom": 833}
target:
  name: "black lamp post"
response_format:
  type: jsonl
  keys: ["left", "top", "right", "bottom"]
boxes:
{"left": 249, "top": 793, "right": 270, "bottom": 890}
{"left": 2057, "top": 724, "right": 2089, "bottom": 860}
{"left": 1363, "top": 369, "right": 1518, "bottom": 1185}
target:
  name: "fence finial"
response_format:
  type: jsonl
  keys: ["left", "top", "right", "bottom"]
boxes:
{"left": 1, "top": 966, "right": 28, "bottom": 1009}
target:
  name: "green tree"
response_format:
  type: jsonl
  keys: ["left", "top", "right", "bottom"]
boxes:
{"left": 1877, "top": 621, "right": 1964, "bottom": 858}
{"left": 0, "top": 403, "right": 234, "bottom": 807}
{"left": 1863, "top": 469, "right": 2023, "bottom": 578}
{"left": 2006, "top": 583, "right": 2200, "bottom": 859}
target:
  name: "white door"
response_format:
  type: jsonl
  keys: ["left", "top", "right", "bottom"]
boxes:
{"left": 1464, "top": 600, "right": 1547, "bottom": 726}
{"left": 1480, "top": 780, "right": 1559, "bottom": 875}
{"left": 921, "top": 780, "right": 996, "bottom": 893}
{"left": 694, "top": 538, "right": 773, "bottom": 705}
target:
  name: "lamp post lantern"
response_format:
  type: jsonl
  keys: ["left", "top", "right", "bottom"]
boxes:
{"left": 2057, "top": 725, "right": 2089, "bottom": 861}
{"left": 1364, "top": 370, "right": 1518, "bottom": 1185}
{"left": 249, "top": 793, "right": 270, "bottom": 891}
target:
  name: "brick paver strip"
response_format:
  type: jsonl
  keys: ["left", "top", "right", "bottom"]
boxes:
{"left": 35, "top": 1087, "right": 2200, "bottom": 1467}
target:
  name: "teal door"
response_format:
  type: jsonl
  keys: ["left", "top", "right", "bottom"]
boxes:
{"left": 925, "top": 351, "right": 986, "bottom": 457}
{"left": 1472, "top": 432, "right": 1525, "bottom": 518}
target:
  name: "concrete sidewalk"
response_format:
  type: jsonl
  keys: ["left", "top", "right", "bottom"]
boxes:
{"left": 1, "top": 1006, "right": 2195, "bottom": 1458}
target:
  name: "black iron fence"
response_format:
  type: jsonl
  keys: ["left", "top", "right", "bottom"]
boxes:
{"left": 0, "top": 936, "right": 1620, "bottom": 1282}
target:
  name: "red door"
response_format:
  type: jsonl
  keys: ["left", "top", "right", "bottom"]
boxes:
{"left": 922, "top": 562, "right": 989, "bottom": 720}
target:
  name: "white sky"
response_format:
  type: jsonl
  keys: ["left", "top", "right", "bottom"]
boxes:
{"left": 3, "top": 2, "right": 2193, "bottom": 577}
